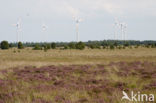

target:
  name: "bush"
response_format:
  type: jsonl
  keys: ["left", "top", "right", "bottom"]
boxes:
{"left": 44, "top": 46, "right": 48, "bottom": 52}
{"left": 118, "top": 46, "right": 122, "bottom": 49}
{"left": 18, "top": 42, "right": 24, "bottom": 49}
{"left": 46, "top": 44, "right": 51, "bottom": 49}
{"left": 43, "top": 44, "right": 51, "bottom": 51}
{"left": 151, "top": 44, "right": 155, "bottom": 48}
{"left": 1, "top": 41, "right": 9, "bottom": 49}
{"left": 110, "top": 45, "right": 114, "bottom": 50}
{"left": 114, "top": 42, "right": 118, "bottom": 47}
{"left": 103, "top": 46, "right": 106, "bottom": 49}
{"left": 9, "top": 43, "right": 13, "bottom": 48}
{"left": 124, "top": 42, "right": 129, "bottom": 47}
{"left": 51, "top": 43, "right": 56, "bottom": 49}
{"left": 75, "top": 42, "right": 85, "bottom": 50}
{"left": 88, "top": 43, "right": 101, "bottom": 49}
{"left": 68, "top": 42, "right": 76, "bottom": 49}
{"left": 33, "top": 44, "right": 42, "bottom": 50}
{"left": 63, "top": 45, "right": 69, "bottom": 49}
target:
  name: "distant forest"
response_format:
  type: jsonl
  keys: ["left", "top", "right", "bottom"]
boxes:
{"left": 9, "top": 40, "right": 156, "bottom": 47}
{"left": 1, "top": 40, "right": 156, "bottom": 50}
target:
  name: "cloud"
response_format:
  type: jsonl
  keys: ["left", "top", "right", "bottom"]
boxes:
{"left": 1, "top": 0, "right": 156, "bottom": 19}
{"left": 30, "top": 0, "right": 156, "bottom": 18}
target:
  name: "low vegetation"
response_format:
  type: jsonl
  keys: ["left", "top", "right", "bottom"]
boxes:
{"left": 0, "top": 62, "right": 155, "bottom": 103}
{"left": 0, "top": 40, "right": 155, "bottom": 103}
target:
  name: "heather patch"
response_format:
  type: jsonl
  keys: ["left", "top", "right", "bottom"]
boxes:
{"left": 0, "top": 61, "right": 155, "bottom": 103}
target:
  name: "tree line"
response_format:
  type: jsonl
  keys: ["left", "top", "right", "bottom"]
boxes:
{"left": 1, "top": 40, "right": 156, "bottom": 50}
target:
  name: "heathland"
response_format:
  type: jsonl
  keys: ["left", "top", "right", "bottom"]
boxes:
{"left": 0, "top": 47, "right": 156, "bottom": 103}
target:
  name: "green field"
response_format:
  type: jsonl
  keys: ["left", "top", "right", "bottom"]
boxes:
{"left": 0, "top": 48, "right": 156, "bottom": 103}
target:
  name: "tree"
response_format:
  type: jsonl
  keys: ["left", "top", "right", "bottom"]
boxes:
{"left": 1, "top": 41, "right": 9, "bottom": 49}
{"left": 18, "top": 42, "right": 24, "bottom": 49}
{"left": 75, "top": 42, "right": 85, "bottom": 50}
{"left": 51, "top": 43, "right": 56, "bottom": 49}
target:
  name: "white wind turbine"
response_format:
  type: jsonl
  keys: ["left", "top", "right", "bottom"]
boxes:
{"left": 73, "top": 17, "right": 83, "bottom": 42}
{"left": 123, "top": 23, "right": 127, "bottom": 40}
{"left": 42, "top": 23, "right": 48, "bottom": 42}
{"left": 113, "top": 18, "right": 120, "bottom": 40}
{"left": 12, "top": 18, "right": 22, "bottom": 43}
{"left": 119, "top": 22, "right": 127, "bottom": 40}
{"left": 42, "top": 23, "right": 48, "bottom": 31}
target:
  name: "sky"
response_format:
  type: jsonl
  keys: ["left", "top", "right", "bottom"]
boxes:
{"left": 0, "top": 0, "right": 156, "bottom": 42}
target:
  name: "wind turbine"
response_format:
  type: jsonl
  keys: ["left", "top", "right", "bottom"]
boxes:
{"left": 73, "top": 17, "right": 83, "bottom": 42}
{"left": 42, "top": 22, "right": 48, "bottom": 42}
{"left": 13, "top": 18, "right": 22, "bottom": 43}
{"left": 119, "top": 22, "right": 127, "bottom": 40}
{"left": 42, "top": 23, "right": 48, "bottom": 31}
{"left": 113, "top": 18, "right": 120, "bottom": 40}
{"left": 123, "top": 23, "right": 127, "bottom": 40}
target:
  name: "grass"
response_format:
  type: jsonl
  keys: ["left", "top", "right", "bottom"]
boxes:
{"left": 0, "top": 47, "right": 156, "bottom": 70}
{"left": 0, "top": 47, "right": 156, "bottom": 103}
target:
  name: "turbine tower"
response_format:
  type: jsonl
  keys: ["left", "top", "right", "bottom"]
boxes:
{"left": 119, "top": 22, "right": 127, "bottom": 40}
{"left": 73, "top": 17, "right": 83, "bottom": 42}
{"left": 113, "top": 18, "right": 120, "bottom": 40}
{"left": 13, "top": 18, "right": 21, "bottom": 43}
{"left": 42, "top": 23, "right": 48, "bottom": 42}
{"left": 123, "top": 23, "right": 127, "bottom": 40}
{"left": 42, "top": 23, "right": 48, "bottom": 31}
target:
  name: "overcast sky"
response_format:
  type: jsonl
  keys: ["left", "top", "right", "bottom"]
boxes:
{"left": 0, "top": 0, "right": 156, "bottom": 42}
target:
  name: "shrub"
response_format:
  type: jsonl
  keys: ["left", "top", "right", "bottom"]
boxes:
{"left": 1, "top": 41, "right": 9, "bottom": 49}
{"left": 114, "top": 42, "right": 118, "bottom": 47}
{"left": 75, "top": 42, "right": 85, "bottom": 50}
{"left": 129, "top": 46, "right": 133, "bottom": 49}
{"left": 89, "top": 44, "right": 95, "bottom": 49}
{"left": 44, "top": 47, "right": 47, "bottom": 52}
{"left": 18, "top": 42, "right": 24, "bottom": 49}
{"left": 43, "top": 44, "right": 51, "bottom": 51}
{"left": 63, "top": 45, "right": 69, "bottom": 49}
{"left": 9, "top": 43, "right": 13, "bottom": 48}
{"left": 88, "top": 43, "right": 101, "bottom": 49}
{"left": 118, "top": 46, "right": 122, "bottom": 49}
{"left": 135, "top": 45, "right": 139, "bottom": 48}
{"left": 46, "top": 44, "right": 51, "bottom": 49}
{"left": 68, "top": 42, "right": 76, "bottom": 49}
{"left": 103, "top": 46, "right": 106, "bottom": 49}
{"left": 110, "top": 45, "right": 114, "bottom": 50}
{"left": 124, "top": 42, "right": 129, "bottom": 47}
{"left": 51, "top": 43, "right": 56, "bottom": 49}
{"left": 33, "top": 44, "right": 42, "bottom": 50}
{"left": 151, "top": 44, "right": 155, "bottom": 48}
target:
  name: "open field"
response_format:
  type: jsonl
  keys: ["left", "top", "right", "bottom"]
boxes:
{"left": 0, "top": 48, "right": 156, "bottom": 103}
{"left": 0, "top": 47, "right": 156, "bottom": 69}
